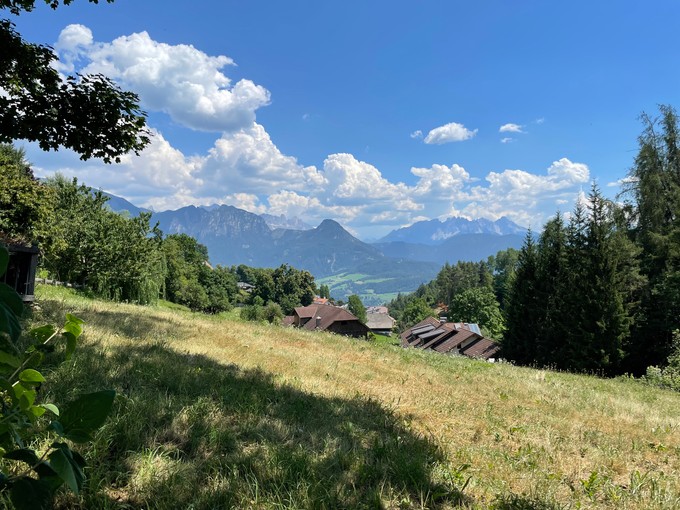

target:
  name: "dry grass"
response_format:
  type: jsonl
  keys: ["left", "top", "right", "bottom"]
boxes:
{"left": 32, "top": 286, "right": 680, "bottom": 509}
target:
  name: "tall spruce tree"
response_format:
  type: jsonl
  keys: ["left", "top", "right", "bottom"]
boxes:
{"left": 534, "top": 214, "right": 567, "bottom": 366}
{"left": 502, "top": 231, "right": 540, "bottom": 364}
{"left": 625, "top": 105, "right": 680, "bottom": 372}
{"left": 579, "top": 185, "right": 629, "bottom": 374}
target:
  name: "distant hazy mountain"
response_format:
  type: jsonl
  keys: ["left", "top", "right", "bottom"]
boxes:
{"left": 269, "top": 219, "right": 384, "bottom": 277}
{"left": 373, "top": 234, "right": 525, "bottom": 266}
{"left": 101, "top": 192, "right": 149, "bottom": 217}
{"left": 102, "top": 193, "right": 521, "bottom": 303}
{"left": 152, "top": 205, "right": 274, "bottom": 267}
{"left": 379, "top": 216, "right": 527, "bottom": 244}
{"left": 148, "top": 208, "right": 439, "bottom": 303}
{"left": 261, "top": 213, "right": 311, "bottom": 231}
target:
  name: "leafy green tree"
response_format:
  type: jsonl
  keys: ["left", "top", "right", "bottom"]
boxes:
{"left": 271, "top": 264, "right": 316, "bottom": 315}
{"left": 449, "top": 287, "right": 505, "bottom": 340}
{"left": 319, "top": 284, "right": 331, "bottom": 299}
{"left": 399, "top": 297, "right": 434, "bottom": 330}
{"left": 487, "top": 248, "right": 519, "bottom": 310}
{"left": 1, "top": 1, "right": 149, "bottom": 162}
{"left": 41, "top": 175, "right": 164, "bottom": 304}
{"left": 434, "top": 260, "right": 493, "bottom": 310}
{"left": 201, "top": 266, "right": 237, "bottom": 314}
{"left": 163, "top": 234, "right": 235, "bottom": 313}
{"left": 251, "top": 268, "right": 275, "bottom": 304}
{"left": 347, "top": 294, "right": 367, "bottom": 323}
{"left": 0, "top": 144, "right": 53, "bottom": 244}
{"left": 263, "top": 301, "right": 284, "bottom": 324}
{"left": 234, "top": 264, "right": 256, "bottom": 285}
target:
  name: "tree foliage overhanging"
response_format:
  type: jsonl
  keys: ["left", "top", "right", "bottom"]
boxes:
{"left": 1, "top": 0, "right": 149, "bottom": 162}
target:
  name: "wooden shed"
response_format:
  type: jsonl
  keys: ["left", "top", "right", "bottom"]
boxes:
{"left": 1, "top": 243, "right": 39, "bottom": 302}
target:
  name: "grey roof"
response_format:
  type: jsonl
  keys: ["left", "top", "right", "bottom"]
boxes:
{"left": 365, "top": 313, "right": 396, "bottom": 330}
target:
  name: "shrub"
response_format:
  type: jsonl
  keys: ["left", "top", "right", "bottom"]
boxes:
{"left": 0, "top": 246, "right": 115, "bottom": 508}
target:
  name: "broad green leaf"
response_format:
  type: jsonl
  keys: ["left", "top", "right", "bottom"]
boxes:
{"left": 29, "top": 406, "right": 46, "bottom": 418}
{"left": 4, "top": 448, "right": 40, "bottom": 466}
{"left": 49, "top": 421, "right": 65, "bottom": 436}
{"left": 19, "top": 369, "right": 45, "bottom": 385}
{"left": 65, "top": 314, "right": 84, "bottom": 325}
{"left": 40, "top": 403, "right": 59, "bottom": 416}
{"left": 59, "top": 390, "right": 116, "bottom": 443}
{"left": 0, "top": 283, "right": 23, "bottom": 342}
{"left": 13, "top": 383, "right": 36, "bottom": 410}
{"left": 0, "top": 351, "right": 21, "bottom": 368}
{"left": 34, "top": 467, "right": 63, "bottom": 493}
{"left": 10, "top": 476, "right": 53, "bottom": 510}
{"left": 63, "top": 332, "right": 77, "bottom": 360}
{"left": 48, "top": 448, "right": 80, "bottom": 494}
{"left": 0, "top": 283, "right": 23, "bottom": 316}
{"left": 29, "top": 325, "right": 56, "bottom": 343}
{"left": 0, "top": 247, "right": 7, "bottom": 276}
{"left": 23, "top": 350, "right": 44, "bottom": 369}
{"left": 19, "top": 392, "right": 36, "bottom": 411}
{"left": 63, "top": 321, "right": 82, "bottom": 338}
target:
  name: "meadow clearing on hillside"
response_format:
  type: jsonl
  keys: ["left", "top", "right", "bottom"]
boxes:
{"left": 30, "top": 286, "right": 680, "bottom": 509}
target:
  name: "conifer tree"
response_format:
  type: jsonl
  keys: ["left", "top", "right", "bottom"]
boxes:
{"left": 534, "top": 214, "right": 567, "bottom": 365}
{"left": 579, "top": 185, "right": 629, "bottom": 374}
{"left": 625, "top": 105, "right": 680, "bottom": 371}
{"left": 502, "top": 231, "right": 540, "bottom": 364}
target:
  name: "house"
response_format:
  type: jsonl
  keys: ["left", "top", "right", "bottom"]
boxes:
{"left": 400, "top": 316, "right": 500, "bottom": 361}
{"left": 365, "top": 312, "right": 396, "bottom": 336}
{"left": 237, "top": 282, "right": 255, "bottom": 292}
{"left": 285, "top": 303, "right": 369, "bottom": 338}
{"left": 0, "top": 243, "right": 39, "bottom": 303}
{"left": 312, "top": 296, "right": 329, "bottom": 305}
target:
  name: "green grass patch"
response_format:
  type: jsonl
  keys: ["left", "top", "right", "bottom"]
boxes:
{"left": 371, "top": 333, "right": 400, "bottom": 347}
{"left": 17, "top": 287, "right": 680, "bottom": 510}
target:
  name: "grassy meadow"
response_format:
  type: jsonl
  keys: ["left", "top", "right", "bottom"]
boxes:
{"left": 25, "top": 286, "right": 680, "bottom": 509}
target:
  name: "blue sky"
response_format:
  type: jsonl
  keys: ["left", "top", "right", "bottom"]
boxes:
{"left": 10, "top": 0, "right": 680, "bottom": 239}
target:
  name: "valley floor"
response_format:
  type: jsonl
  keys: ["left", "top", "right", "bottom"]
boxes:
{"left": 32, "top": 286, "right": 680, "bottom": 509}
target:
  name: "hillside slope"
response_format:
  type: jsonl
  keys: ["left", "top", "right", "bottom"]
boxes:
{"left": 36, "top": 286, "right": 680, "bottom": 509}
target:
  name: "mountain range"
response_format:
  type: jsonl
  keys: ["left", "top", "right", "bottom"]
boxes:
{"left": 103, "top": 193, "right": 527, "bottom": 304}
{"left": 378, "top": 216, "right": 527, "bottom": 244}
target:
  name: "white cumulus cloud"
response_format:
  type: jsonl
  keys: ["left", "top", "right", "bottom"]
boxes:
{"left": 499, "top": 123, "right": 524, "bottom": 133}
{"left": 56, "top": 26, "right": 270, "bottom": 132}
{"left": 26, "top": 26, "right": 595, "bottom": 238}
{"left": 424, "top": 122, "right": 477, "bottom": 144}
{"left": 457, "top": 158, "right": 590, "bottom": 228}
